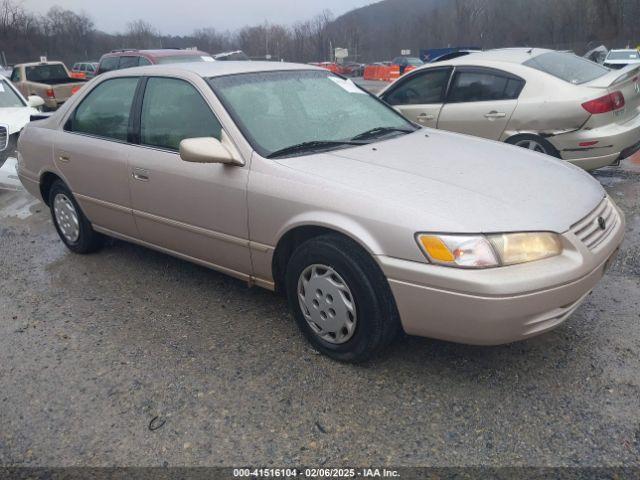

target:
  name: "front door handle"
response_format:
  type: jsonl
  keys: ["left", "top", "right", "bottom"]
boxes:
{"left": 132, "top": 168, "right": 150, "bottom": 182}
{"left": 484, "top": 111, "right": 507, "bottom": 119}
{"left": 417, "top": 113, "right": 435, "bottom": 122}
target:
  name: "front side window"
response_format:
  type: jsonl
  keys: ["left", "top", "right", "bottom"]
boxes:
{"left": 524, "top": 51, "right": 608, "bottom": 84}
{"left": 140, "top": 77, "right": 222, "bottom": 151}
{"left": 208, "top": 70, "right": 414, "bottom": 158}
{"left": 69, "top": 77, "right": 139, "bottom": 141}
{"left": 25, "top": 64, "right": 68, "bottom": 82}
{"left": 447, "top": 71, "right": 523, "bottom": 103}
{"left": 0, "top": 80, "right": 25, "bottom": 107}
{"left": 384, "top": 69, "right": 451, "bottom": 105}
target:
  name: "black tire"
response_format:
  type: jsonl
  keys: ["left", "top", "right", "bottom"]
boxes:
{"left": 285, "top": 234, "right": 401, "bottom": 363}
{"left": 506, "top": 134, "right": 560, "bottom": 158}
{"left": 48, "top": 179, "right": 104, "bottom": 254}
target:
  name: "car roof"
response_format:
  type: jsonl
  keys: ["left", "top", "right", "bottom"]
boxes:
{"left": 105, "top": 61, "right": 323, "bottom": 78}
{"left": 104, "top": 49, "right": 210, "bottom": 58}
{"left": 609, "top": 49, "right": 638, "bottom": 53}
{"left": 15, "top": 61, "right": 65, "bottom": 67}
{"left": 447, "top": 48, "right": 555, "bottom": 65}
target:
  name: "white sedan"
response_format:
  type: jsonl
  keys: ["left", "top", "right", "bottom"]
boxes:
{"left": 1, "top": 75, "right": 44, "bottom": 188}
{"left": 380, "top": 48, "right": 640, "bottom": 170}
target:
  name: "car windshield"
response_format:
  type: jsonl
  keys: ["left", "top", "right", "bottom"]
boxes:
{"left": 25, "top": 64, "right": 68, "bottom": 82}
{"left": 406, "top": 57, "right": 424, "bottom": 66}
{"left": 155, "top": 55, "right": 213, "bottom": 64}
{"left": 208, "top": 70, "right": 415, "bottom": 158}
{"left": 0, "top": 79, "right": 25, "bottom": 107}
{"left": 607, "top": 51, "right": 640, "bottom": 61}
{"left": 523, "top": 51, "right": 608, "bottom": 84}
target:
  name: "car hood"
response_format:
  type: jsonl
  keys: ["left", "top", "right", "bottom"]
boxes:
{"left": 276, "top": 130, "right": 605, "bottom": 233}
{"left": 0, "top": 107, "right": 33, "bottom": 135}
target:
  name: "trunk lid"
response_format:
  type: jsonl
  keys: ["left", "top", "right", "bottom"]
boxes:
{"left": 583, "top": 65, "right": 640, "bottom": 127}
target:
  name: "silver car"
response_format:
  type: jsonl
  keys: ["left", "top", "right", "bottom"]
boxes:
{"left": 603, "top": 49, "right": 640, "bottom": 70}
{"left": 380, "top": 48, "right": 640, "bottom": 171}
{"left": 16, "top": 62, "right": 624, "bottom": 362}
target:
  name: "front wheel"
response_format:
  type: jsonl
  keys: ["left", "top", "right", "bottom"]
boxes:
{"left": 506, "top": 134, "right": 560, "bottom": 158}
{"left": 49, "top": 179, "right": 104, "bottom": 254}
{"left": 285, "top": 234, "right": 401, "bottom": 363}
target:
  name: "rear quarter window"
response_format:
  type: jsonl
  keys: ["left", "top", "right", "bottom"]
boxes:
{"left": 524, "top": 52, "right": 608, "bottom": 85}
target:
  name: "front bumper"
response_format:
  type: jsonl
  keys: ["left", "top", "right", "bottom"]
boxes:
{"left": 378, "top": 198, "right": 625, "bottom": 345}
{"left": 550, "top": 112, "right": 640, "bottom": 170}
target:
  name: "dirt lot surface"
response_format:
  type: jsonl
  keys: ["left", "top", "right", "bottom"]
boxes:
{"left": 0, "top": 152, "right": 639, "bottom": 467}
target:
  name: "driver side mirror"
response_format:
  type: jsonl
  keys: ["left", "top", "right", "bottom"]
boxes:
{"left": 27, "top": 95, "right": 45, "bottom": 109}
{"left": 179, "top": 137, "right": 244, "bottom": 166}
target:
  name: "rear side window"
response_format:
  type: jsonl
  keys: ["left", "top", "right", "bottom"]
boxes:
{"left": 68, "top": 77, "right": 139, "bottom": 141}
{"left": 384, "top": 69, "right": 451, "bottom": 105}
{"left": 524, "top": 52, "right": 608, "bottom": 85}
{"left": 99, "top": 56, "right": 119, "bottom": 73}
{"left": 10, "top": 68, "right": 21, "bottom": 82}
{"left": 448, "top": 71, "right": 524, "bottom": 103}
{"left": 119, "top": 56, "right": 139, "bottom": 69}
{"left": 140, "top": 77, "right": 222, "bottom": 151}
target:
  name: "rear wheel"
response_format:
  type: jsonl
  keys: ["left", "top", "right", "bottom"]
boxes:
{"left": 506, "top": 134, "right": 560, "bottom": 158}
{"left": 285, "top": 234, "right": 401, "bottom": 363}
{"left": 49, "top": 180, "right": 103, "bottom": 254}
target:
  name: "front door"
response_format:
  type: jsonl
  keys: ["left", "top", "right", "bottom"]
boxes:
{"left": 128, "top": 76, "right": 251, "bottom": 278}
{"left": 381, "top": 67, "right": 452, "bottom": 128}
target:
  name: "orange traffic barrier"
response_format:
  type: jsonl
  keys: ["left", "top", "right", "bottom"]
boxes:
{"left": 388, "top": 65, "right": 401, "bottom": 81}
{"left": 364, "top": 64, "right": 394, "bottom": 82}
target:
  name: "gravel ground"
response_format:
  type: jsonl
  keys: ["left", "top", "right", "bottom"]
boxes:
{"left": 0, "top": 154, "right": 639, "bottom": 468}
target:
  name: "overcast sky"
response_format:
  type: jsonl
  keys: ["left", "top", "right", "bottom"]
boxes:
{"left": 23, "top": 0, "right": 372, "bottom": 35}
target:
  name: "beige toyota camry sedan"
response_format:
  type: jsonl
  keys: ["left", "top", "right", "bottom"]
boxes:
{"left": 17, "top": 62, "right": 624, "bottom": 362}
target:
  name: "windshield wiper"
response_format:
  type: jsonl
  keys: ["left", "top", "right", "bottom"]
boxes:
{"left": 350, "top": 126, "right": 416, "bottom": 142}
{"left": 267, "top": 140, "right": 365, "bottom": 159}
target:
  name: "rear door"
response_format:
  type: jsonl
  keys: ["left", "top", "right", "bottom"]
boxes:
{"left": 437, "top": 67, "right": 523, "bottom": 140}
{"left": 380, "top": 67, "right": 452, "bottom": 128}
{"left": 57, "top": 76, "right": 140, "bottom": 237}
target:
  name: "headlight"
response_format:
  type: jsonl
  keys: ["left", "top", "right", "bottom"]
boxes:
{"left": 416, "top": 232, "right": 562, "bottom": 269}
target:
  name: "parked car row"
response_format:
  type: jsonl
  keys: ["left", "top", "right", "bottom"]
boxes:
{"left": 15, "top": 57, "right": 626, "bottom": 361}
{"left": 0, "top": 74, "right": 44, "bottom": 164}
{"left": 380, "top": 48, "right": 640, "bottom": 171}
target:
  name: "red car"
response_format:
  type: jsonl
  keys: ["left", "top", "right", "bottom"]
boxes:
{"left": 96, "top": 49, "right": 214, "bottom": 75}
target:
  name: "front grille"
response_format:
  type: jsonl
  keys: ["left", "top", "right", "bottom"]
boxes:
{"left": 0, "top": 125, "right": 7, "bottom": 151}
{"left": 570, "top": 197, "right": 619, "bottom": 251}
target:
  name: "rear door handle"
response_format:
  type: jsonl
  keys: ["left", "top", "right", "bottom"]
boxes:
{"left": 484, "top": 111, "right": 507, "bottom": 119}
{"left": 132, "top": 168, "right": 150, "bottom": 182}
